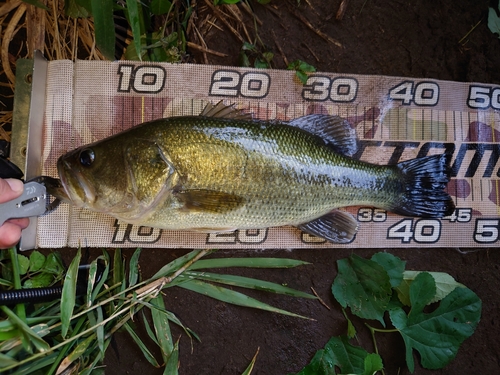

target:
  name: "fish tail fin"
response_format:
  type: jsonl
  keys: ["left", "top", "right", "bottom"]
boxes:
{"left": 390, "top": 154, "right": 455, "bottom": 218}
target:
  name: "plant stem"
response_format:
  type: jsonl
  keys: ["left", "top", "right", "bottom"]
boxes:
{"left": 364, "top": 323, "right": 399, "bottom": 375}
{"left": 9, "top": 247, "right": 26, "bottom": 322}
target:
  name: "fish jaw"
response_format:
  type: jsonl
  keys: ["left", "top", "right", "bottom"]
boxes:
{"left": 56, "top": 156, "right": 97, "bottom": 208}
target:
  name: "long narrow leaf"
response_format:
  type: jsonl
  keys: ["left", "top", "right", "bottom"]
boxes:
{"left": 150, "top": 295, "right": 174, "bottom": 364}
{"left": 163, "top": 338, "right": 179, "bottom": 375}
{"left": 125, "top": 0, "right": 143, "bottom": 61}
{"left": 91, "top": 253, "right": 110, "bottom": 302}
{"left": 188, "top": 257, "right": 311, "bottom": 270}
{"left": 56, "top": 334, "right": 95, "bottom": 374}
{"left": 141, "top": 310, "right": 160, "bottom": 346}
{"left": 178, "top": 279, "right": 313, "bottom": 320}
{"left": 152, "top": 250, "right": 205, "bottom": 279}
{"left": 96, "top": 306, "right": 104, "bottom": 356}
{"left": 129, "top": 248, "right": 142, "bottom": 286}
{"left": 241, "top": 348, "right": 259, "bottom": 375}
{"left": 61, "top": 248, "right": 81, "bottom": 338}
{"left": 124, "top": 322, "right": 160, "bottom": 367}
{"left": 91, "top": 0, "right": 115, "bottom": 60}
{"left": 0, "top": 306, "right": 50, "bottom": 353}
{"left": 182, "top": 271, "right": 316, "bottom": 299}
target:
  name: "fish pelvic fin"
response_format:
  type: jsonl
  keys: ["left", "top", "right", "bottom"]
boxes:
{"left": 390, "top": 154, "right": 455, "bottom": 218}
{"left": 289, "top": 115, "right": 359, "bottom": 157}
{"left": 297, "top": 210, "right": 358, "bottom": 244}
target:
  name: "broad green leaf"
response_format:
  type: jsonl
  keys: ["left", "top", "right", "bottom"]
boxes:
{"left": 17, "top": 254, "right": 29, "bottom": 275}
{"left": 43, "top": 252, "right": 65, "bottom": 275}
{"left": 182, "top": 271, "right": 315, "bottom": 299}
{"left": 371, "top": 252, "right": 405, "bottom": 288}
{"left": 128, "top": 248, "right": 142, "bottom": 286}
{"left": 28, "top": 251, "right": 46, "bottom": 273}
{"left": 91, "top": 0, "right": 116, "bottom": 60}
{"left": 188, "top": 257, "right": 309, "bottom": 270}
{"left": 179, "top": 279, "right": 311, "bottom": 320}
{"left": 488, "top": 6, "right": 500, "bottom": 38}
{"left": 390, "top": 273, "right": 482, "bottom": 372}
{"left": 61, "top": 248, "right": 81, "bottom": 338}
{"left": 331, "top": 254, "right": 392, "bottom": 325}
{"left": 396, "top": 270, "right": 465, "bottom": 306}
{"left": 290, "top": 336, "right": 379, "bottom": 375}
{"left": 363, "top": 353, "right": 384, "bottom": 375}
{"left": 151, "top": 0, "right": 172, "bottom": 15}
{"left": 23, "top": 272, "right": 53, "bottom": 288}
{"left": 407, "top": 272, "right": 435, "bottom": 314}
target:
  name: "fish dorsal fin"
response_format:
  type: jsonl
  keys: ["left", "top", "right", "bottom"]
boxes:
{"left": 297, "top": 209, "right": 358, "bottom": 243}
{"left": 174, "top": 189, "right": 245, "bottom": 214}
{"left": 290, "top": 115, "right": 359, "bottom": 157}
{"left": 200, "top": 101, "right": 253, "bottom": 120}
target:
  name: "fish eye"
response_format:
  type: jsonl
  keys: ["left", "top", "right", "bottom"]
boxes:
{"left": 79, "top": 148, "right": 95, "bottom": 167}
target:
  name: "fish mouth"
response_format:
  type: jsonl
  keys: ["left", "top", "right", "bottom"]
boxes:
{"left": 56, "top": 157, "right": 97, "bottom": 207}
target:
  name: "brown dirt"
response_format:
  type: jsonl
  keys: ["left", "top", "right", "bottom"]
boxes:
{"left": 3, "top": 0, "right": 500, "bottom": 374}
{"left": 102, "top": 1, "right": 500, "bottom": 374}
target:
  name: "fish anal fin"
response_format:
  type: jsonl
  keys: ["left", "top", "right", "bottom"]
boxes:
{"left": 290, "top": 114, "right": 359, "bottom": 157}
{"left": 297, "top": 210, "right": 358, "bottom": 244}
{"left": 174, "top": 189, "right": 245, "bottom": 214}
{"left": 200, "top": 101, "right": 253, "bottom": 120}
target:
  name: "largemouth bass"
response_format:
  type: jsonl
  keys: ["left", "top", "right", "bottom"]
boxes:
{"left": 50, "top": 102, "right": 455, "bottom": 243}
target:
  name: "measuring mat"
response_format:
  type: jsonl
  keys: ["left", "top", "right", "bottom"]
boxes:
{"left": 12, "top": 52, "right": 500, "bottom": 249}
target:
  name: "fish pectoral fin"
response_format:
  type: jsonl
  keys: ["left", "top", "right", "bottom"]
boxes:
{"left": 297, "top": 210, "right": 358, "bottom": 244}
{"left": 289, "top": 114, "right": 359, "bottom": 157}
{"left": 200, "top": 101, "right": 253, "bottom": 120}
{"left": 174, "top": 189, "right": 245, "bottom": 213}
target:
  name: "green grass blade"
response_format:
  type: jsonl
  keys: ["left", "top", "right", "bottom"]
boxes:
{"left": 183, "top": 271, "right": 316, "bottom": 299}
{"left": 0, "top": 352, "right": 18, "bottom": 367}
{"left": 86, "top": 258, "right": 99, "bottom": 307}
{"left": 96, "top": 306, "right": 104, "bottom": 356}
{"left": 141, "top": 310, "right": 160, "bottom": 346}
{"left": 163, "top": 338, "right": 179, "bottom": 375}
{"left": 90, "top": 0, "right": 116, "bottom": 60}
{"left": 128, "top": 248, "right": 142, "bottom": 286}
{"left": 91, "top": 253, "right": 110, "bottom": 302}
{"left": 241, "top": 348, "right": 259, "bottom": 375}
{"left": 56, "top": 334, "right": 95, "bottom": 374}
{"left": 179, "top": 279, "right": 313, "bottom": 320}
{"left": 0, "top": 306, "right": 50, "bottom": 353}
{"left": 113, "top": 249, "right": 126, "bottom": 291}
{"left": 125, "top": 0, "right": 143, "bottom": 61}
{"left": 9, "top": 248, "right": 26, "bottom": 322}
{"left": 150, "top": 295, "right": 175, "bottom": 368}
{"left": 188, "top": 257, "right": 311, "bottom": 270}
{"left": 152, "top": 250, "right": 205, "bottom": 279}
{"left": 61, "top": 248, "right": 81, "bottom": 338}
{"left": 124, "top": 321, "right": 160, "bottom": 367}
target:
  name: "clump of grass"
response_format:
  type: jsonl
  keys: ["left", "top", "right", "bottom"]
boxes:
{"left": 0, "top": 247, "right": 315, "bottom": 374}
